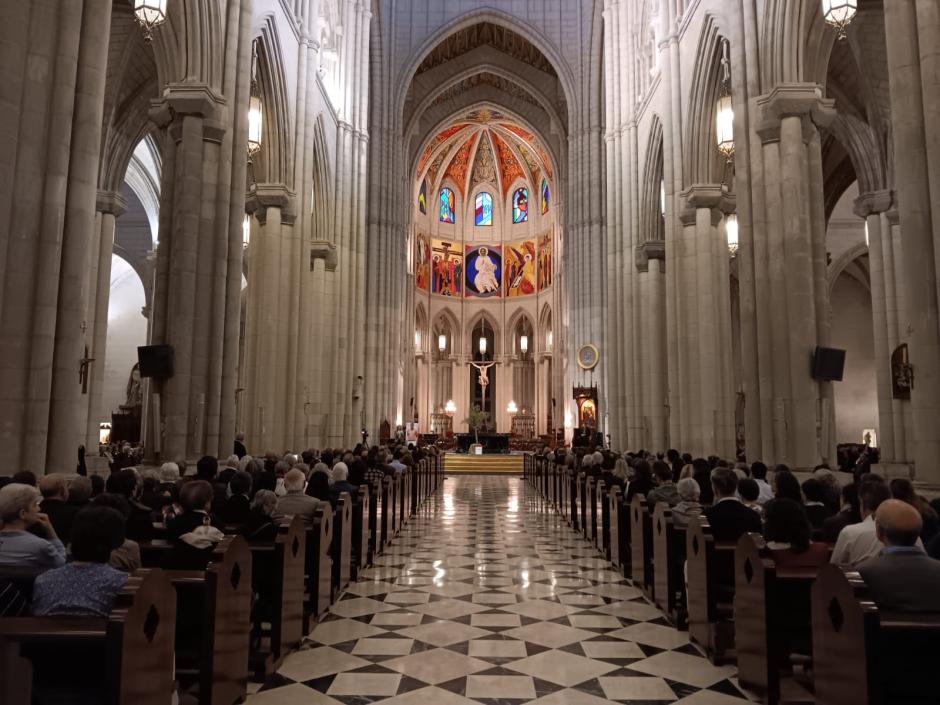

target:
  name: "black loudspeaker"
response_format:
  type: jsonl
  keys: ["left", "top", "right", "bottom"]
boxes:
{"left": 138, "top": 345, "right": 174, "bottom": 379}
{"left": 812, "top": 346, "right": 845, "bottom": 381}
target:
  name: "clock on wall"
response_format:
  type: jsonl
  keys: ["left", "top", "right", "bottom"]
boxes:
{"left": 577, "top": 344, "right": 599, "bottom": 370}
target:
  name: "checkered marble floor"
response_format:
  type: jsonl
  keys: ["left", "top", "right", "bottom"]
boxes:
{"left": 246, "top": 476, "right": 753, "bottom": 704}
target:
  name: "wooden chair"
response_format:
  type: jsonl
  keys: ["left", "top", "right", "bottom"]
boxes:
{"left": 812, "top": 564, "right": 940, "bottom": 705}
{"left": 685, "top": 515, "right": 736, "bottom": 664}
{"left": 0, "top": 568, "right": 177, "bottom": 705}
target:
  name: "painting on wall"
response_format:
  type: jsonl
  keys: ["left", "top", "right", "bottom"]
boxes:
{"left": 537, "top": 231, "right": 553, "bottom": 290}
{"left": 504, "top": 239, "right": 536, "bottom": 297}
{"left": 415, "top": 232, "right": 430, "bottom": 291}
{"left": 431, "top": 240, "right": 463, "bottom": 297}
{"left": 464, "top": 244, "right": 502, "bottom": 298}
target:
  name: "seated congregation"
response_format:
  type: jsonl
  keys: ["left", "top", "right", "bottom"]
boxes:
{"left": 525, "top": 448, "right": 940, "bottom": 705}
{"left": 0, "top": 443, "right": 443, "bottom": 704}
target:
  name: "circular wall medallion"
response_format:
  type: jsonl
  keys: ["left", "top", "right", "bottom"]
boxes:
{"left": 577, "top": 344, "right": 599, "bottom": 370}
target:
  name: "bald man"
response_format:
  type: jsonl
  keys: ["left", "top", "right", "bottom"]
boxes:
{"left": 857, "top": 499, "right": 940, "bottom": 612}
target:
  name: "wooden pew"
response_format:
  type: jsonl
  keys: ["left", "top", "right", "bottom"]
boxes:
{"left": 599, "top": 480, "right": 611, "bottom": 560}
{"left": 378, "top": 477, "right": 392, "bottom": 548}
{"left": 651, "top": 504, "right": 686, "bottom": 626}
{"left": 585, "top": 476, "right": 598, "bottom": 545}
{"left": 630, "top": 495, "right": 654, "bottom": 599}
{"left": 249, "top": 516, "right": 306, "bottom": 680}
{"left": 166, "top": 535, "right": 251, "bottom": 705}
{"left": 734, "top": 532, "right": 823, "bottom": 704}
{"left": 0, "top": 568, "right": 177, "bottom": 705}
{"left": 609, "top": 485, "right": 623, "bottom": 569}
{"left": 577, "top": 472, "right": 587, "bottom": 535}
{"left": 351, "top": 484, "right": 371, "bottom": 580}
{"left": 812, "top": 564, "right": 940, "bottom": 705}
{"left": 331, "top": 493, "right": 352, "bottom": 601}
{"left": 303, "top": 508, "right": 333, "bottom": 629}
{"left": 685, "top": 515, "right": 737, "bottom": 664}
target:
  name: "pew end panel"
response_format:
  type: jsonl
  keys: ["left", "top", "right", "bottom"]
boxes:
{"left": 685, "top": 516, "right": 736, "bottom": 664}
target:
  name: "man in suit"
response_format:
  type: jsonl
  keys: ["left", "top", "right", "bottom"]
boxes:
{"left": 221, "top": 471, "right": 253, "bottom": 526}
{"left": 705, "top": 467, "right": 762, "bottom": 542}
{"left": 329, "top": 462, "right": 359, "bottom": 508}
{"left": 830, "top": 478, "right": 892, "bottom": 569}
{"left": 234, "top": 432, "right": 247, "bottom": 460}
{"left": 276, "top": 468, "right": 330, "bottom": 526}
{"left": 858, "top": 499, "right": 940, "bottom": 612}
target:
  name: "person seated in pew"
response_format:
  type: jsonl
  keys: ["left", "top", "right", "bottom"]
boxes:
{"left": 38, "top": 474, "right": 78, "bottom": 543}
{"left": 667, "top": 448, "right": 683, "bottom": 482}
{"left": 670, "top": 477, "right": 704, "bottom": 527}
{"left": 737, "top": 478, "right": 762, "bottom": 514}
{"left": 821, "top": 482, "right": 861, "bottom": 543}
{"left": 107, "top": 468, "right": 156, "bottom": 541}
{"left": 241, "top": 489, "right": 280, "bottom": 542}
{"left": 691, "top": 458, "right": 715, "bottom": 505}
{"left": 646, "top": 461, "right": 680, "bottom": 507}
{"left": 889, "top": 478, "right": 939, "bottom": 545}
{"left": 831, "top": 479, "right": 893, "bottom": 569}
{"left": 31, "top": 506, "right": 129, "bottom": 617}
{"left": 763, "top": 498, "right": 830, "bottom": 568}
{"left": 625, "top": 459, "right": 655, "bottom": 502}
{"left": 0, "top": 483, "right": 67, "bottom": 568}
{"left": 221, "top": 470, "right": 254, "bottom": 526}
{"left": 704, "top": 468, "right": 762, "bottom": 543}
{"left": 276, "top": 468, "right": 330, "bottom": 527}
{"left": 750, "top": 461, "right": 775, "bottom": 505}
{"left": 330, "top": 462, "right": 359, "bottom": 508}
{"left": 859, "top": 499, "right": 940, "bottom": 612}
{"left": 166, "top": 479, "right": 218, "bottom": 538}
{"left": 772, "top": 469, "right": 804, "bottom": 504}
{"left": 801, "top": 478, "right": 836, "bottom": 534}
{"left": 90, "top": 493, "right": 142, "bottom": 572}
{"left": 66, "top": 475, "right": 93, "bottom": 512}
{"left": 307, "top": 470, "right": 333, "bottom": 503}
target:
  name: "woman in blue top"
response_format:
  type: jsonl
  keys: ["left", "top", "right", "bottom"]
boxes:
{"left": 32, "top": 505, "right": 129, "bottom": 617}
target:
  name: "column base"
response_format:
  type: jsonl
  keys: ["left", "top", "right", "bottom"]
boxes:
{"left": 873, "top": 462, "right": 914, "bottom": 480}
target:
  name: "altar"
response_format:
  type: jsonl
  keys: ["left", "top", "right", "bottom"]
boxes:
{"left": 455, "top": 432, "right": 511, "bottom": 454}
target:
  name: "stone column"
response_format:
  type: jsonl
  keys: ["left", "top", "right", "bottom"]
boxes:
{"left": 636, "top": 241, "right": 666, "bottom": 451}
{"left": 750, "top": 85, "right": 835, "bottom": 468}
{"left": 883, "top": 0, "right": 940, "bottom": 481}
{"left": 855, "top": 191, "right": 898, "bottom": 462}
{"left": 0, "top": 0, "right": 114, "bottom": 473}
{"left": 84, "top": 191, "right": 127, "bottom": 451}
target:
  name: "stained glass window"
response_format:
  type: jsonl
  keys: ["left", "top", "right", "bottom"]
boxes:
{"left": 475, "top": 192, "right": 493, "bottom": 226}
{"left": 512, "top": 187, "right": 528, "bottom": 223}
{"left": 540, "top": 178, "right": 550, "bottom": 215}
{"left": 439, "top": 188, "right": 455, "bottom": 223}
{"left": 418, "top": 179, "right": 427, "bottom": 214}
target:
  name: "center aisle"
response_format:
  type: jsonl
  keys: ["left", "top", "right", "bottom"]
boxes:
{"left": 247, "top": 476, "right": 751, "bottom": 704}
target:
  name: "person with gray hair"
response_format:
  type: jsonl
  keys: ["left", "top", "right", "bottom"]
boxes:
{"left": 330, "top": 462, "right": 358, "bottom": 507}
{"left": 67, "top": 475, "right": 93, "bottom": 509}
{"left": 159, "top": 462, "right": 181, "bottom": 483}
{"left": 276, "top": 468, "right": 330, "bottom": 526}
{"left": 0, "top": 483, "right": 67, "bottom": 568}
{"left": 241, "top": 490, "right": 280, "bottom": 542}
{"left": 671, "top": 478, "right": 704, "bottom": 527}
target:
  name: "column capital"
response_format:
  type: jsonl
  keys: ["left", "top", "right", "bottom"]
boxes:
{"left": 96, "top": 190, "right": 127, "bottom": 217}
{"left": 853, "top": 190, "right": 895, "bottom": 218}
{"left": 635, "top": 240, "right": 665, "bottom": 272}
{"left": 161, "top": 82, "right": 226, "bottom": 120}
{"left": 246, "top": 183, "right": 296, "bottom": 225}
{"left": 754, "top": 83, "right": 836, "bottom": 142}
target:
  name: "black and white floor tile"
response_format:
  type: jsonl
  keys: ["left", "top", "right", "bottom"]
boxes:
{"left": 246, "top": 476, "right": 753, "bottom": 704}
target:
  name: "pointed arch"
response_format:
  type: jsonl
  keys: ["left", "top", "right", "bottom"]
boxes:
{"left": 465, "top": 310, "right": 501, "bottom": 356}
{"left": 684, "top": 16, "right": 728, "bottom": 186}
{"left": 253, "top": 15, "right": 293, "bottom": 186}
{"left": 432, "top": 306, "right": 462, "bottom": 353}
{"left": 639, "top": 116, "right": 665, "bottom": 244}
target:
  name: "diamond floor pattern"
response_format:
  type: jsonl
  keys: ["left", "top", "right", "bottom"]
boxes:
{"left": 245, "top": 476, "right": 753, "bottom": 704}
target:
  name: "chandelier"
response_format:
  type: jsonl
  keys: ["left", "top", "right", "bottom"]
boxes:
{"left": 822, "top": 0, "right": 857, "bottom": 39}
{"left": 134, "top": 0, "right": 167, "bottom": 41}
{"left": 715, "top": 39, "right": 734, "bottom": 163}
{"left": 726, "top": 214, "right": 739, "bottom": 256}
{"left": 247, "top": 41, "right": 263, "bottom": 157}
